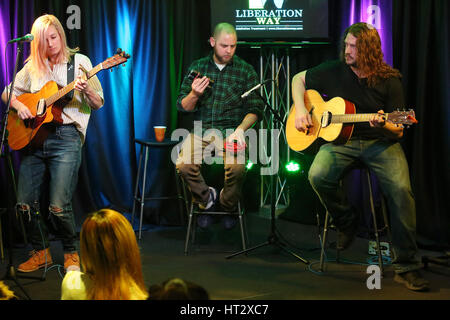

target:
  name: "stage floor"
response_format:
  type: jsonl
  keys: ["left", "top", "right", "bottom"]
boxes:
{"left": 1, "top": 212, "right": 449, "bottom": 301}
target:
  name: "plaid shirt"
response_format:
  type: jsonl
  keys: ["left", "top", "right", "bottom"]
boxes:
{"left": 177, "top": 53, "right": 263, "bottom": 134}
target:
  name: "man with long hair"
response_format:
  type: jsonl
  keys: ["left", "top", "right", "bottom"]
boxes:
{"left": 61, "top": 209, "right": 148, "bottom": 300}
{"left": 1, "top": 14, "right": 103, "bottom": 272}
{"left": 291, "top": 22, "right": 428, "bottom": 291}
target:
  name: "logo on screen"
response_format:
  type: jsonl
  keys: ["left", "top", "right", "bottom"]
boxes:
{"left": 236, "top": 1, "right": 302, "bottom": 30}
{"left": 249, "top": 0, "right": 285, "bottom": 9}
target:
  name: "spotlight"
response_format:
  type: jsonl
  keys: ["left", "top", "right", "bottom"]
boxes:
{"left": 285, "top": 160, "right": 301, "bottom": 173}
{"left": 246, "top": 160, "right": 254, "bottom": 170}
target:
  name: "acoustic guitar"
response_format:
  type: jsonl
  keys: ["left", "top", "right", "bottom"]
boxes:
{"left": 6, "top": 48, "right": 130, "bottom": 150}
{"left": 286, "top": 89, "right": 418, "bottom": 152}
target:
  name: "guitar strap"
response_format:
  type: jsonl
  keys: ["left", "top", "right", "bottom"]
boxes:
{"left": 66, "top": 56, "right": 75, "bottom": 100}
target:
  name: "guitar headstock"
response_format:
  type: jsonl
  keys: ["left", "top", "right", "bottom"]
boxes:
{"left": 388, "top": 109, "right": 418, "bottom": 126}
{"left": 102, "top": 48, "right": 131, "bottom": 71}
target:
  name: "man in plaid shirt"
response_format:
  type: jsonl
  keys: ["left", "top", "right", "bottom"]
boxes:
{"left": 176, "top": 23, "right": 263, "bottom": 228}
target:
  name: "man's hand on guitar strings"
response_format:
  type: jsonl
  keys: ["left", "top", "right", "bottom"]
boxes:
{"left": 294, "top": 107, "right": 313, "bottom": 134}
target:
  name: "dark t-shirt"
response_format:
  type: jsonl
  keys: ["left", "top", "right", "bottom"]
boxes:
{"left": 305, "top": 60, "right": 405, "bottom": 139}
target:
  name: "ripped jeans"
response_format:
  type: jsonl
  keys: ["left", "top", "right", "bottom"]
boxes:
{"left": 17, "top": 125, "right": 82, "bottom": 253}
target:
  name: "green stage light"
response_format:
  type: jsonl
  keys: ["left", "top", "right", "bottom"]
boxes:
{"left": 246, "top": 160, "right": 254, "bottom": 170}
{"left": 285, "top": 160, "right": 301, "bottom": 173}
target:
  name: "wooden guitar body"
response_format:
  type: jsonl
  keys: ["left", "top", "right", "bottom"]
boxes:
{"left": 6, "top": 81, "right": 58, "bottom": 150}
{"left": 286, "top": 90, "right": 356, "bottom": 151}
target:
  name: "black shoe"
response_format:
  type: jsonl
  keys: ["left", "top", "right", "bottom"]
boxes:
{"left": 197, "top": 215, "right": 214, "bottom": 229}
{"left": 394, "top": 270, "right": 430, "bottom": 291}
{"left": 336, "top": 218, "right": 359, "bottom": 251}
{"left": 222, "top": 216, "right": 238, "bottom": 230}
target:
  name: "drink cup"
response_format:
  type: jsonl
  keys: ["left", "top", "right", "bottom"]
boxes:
{"left": 154, "top": 126, "right": 166, "bottom": 142}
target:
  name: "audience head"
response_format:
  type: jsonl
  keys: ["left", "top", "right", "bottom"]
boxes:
{"left": 0, "top": 281, "right": 18, "bottom": 300}
{"left": 148, "top": 278, "right": 209, "bottom": 300}
{"left": 80, "top": 209, "right": 147, "bottom": 299}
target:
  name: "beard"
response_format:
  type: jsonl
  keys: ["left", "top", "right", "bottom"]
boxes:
{"left": 345, "top": 55, "right": 357, "bottom": 68}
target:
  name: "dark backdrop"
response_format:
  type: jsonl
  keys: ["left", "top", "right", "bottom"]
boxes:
{"left": 0, "top": 0, "right": 449, "bottom": 246}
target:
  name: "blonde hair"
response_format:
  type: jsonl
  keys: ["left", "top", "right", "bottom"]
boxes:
{"left": 0, "top": 281, "right": 17, "bottom": 300}
{"left": 80, "top": 209, "right": 148, "bottom": 300}
{"left": 26, "top": 14, "right": 79, "bottom": 77}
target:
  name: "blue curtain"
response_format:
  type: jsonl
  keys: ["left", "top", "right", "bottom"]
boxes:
{"left": 78, "top": 0, "right": 174, "bottom": 221}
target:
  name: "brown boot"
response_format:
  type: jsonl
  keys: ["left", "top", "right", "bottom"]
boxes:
{"left": 64, "top": 252, "right": 80, "bottom": 272}
{"left": 18, "top": 249, "right": 53, "bottom": 273}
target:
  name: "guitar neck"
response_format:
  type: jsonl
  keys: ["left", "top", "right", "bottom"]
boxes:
{"left": 331, "top": 113, "right": 389, "bottom": 124}
{"left": 45, "top": 63, "right": 103, "bottom": 106}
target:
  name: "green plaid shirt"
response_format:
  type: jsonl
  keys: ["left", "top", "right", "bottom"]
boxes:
{"left": 177, "top": 53, "right": 263, "bottom": 134}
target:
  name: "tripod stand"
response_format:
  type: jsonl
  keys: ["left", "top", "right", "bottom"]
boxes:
{"left": 0, "top": 44, "right": 33, "bottom": 300}
{"left": 226, "top": 90, "right": 309, "bottom": 264}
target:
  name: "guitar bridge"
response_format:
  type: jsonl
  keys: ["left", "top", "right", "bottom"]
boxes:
{"left": 36, "top": 99, "right": 46, "bottom": 117}
{"left": 321, "top": 111, "right": 332, "bottom": 127}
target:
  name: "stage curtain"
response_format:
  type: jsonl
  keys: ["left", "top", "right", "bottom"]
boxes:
{"left": 393, "top": 0, "right": 450, "bottom": 246}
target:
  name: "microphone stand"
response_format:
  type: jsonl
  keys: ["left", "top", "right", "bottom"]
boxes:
{"left": 1, "top": 44, "right": 32, "bottom": 300}
{"left": 226, "top": 84, "right": 309, "bottom": 265}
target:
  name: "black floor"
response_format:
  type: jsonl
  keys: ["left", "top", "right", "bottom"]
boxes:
{"left": 1, "top": 211, "right": 450, "bottom": 301}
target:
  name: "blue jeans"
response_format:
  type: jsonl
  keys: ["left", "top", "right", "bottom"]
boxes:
{"left": 308, "top": 138, "right": 420, "bottom": 274}
{"left": 17, "top": 125, "right": 82, "bottom": 253}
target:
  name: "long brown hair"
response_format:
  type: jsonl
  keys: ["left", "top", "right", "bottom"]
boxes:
{"left": 339, "top": 22, "right": 401, "bottom": 87}
{"left": 25, "top": 14, "right": 79, "bottom": 77}
{"left": 80, "top": 209, "right": 148, "bottom": 300}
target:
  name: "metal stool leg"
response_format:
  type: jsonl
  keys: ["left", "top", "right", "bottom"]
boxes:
{"left": 184, "top": 202, "right": 194, "bottom": 255}
{"left": 366, "top": 170, "right": 384, "bottom": 275}
{"left": 174, "top": 167, "right": 185, "bottom": 225}
{"left": 132, "top": 143, "right": 144, "bottom": 227}
{"left": 0, "top": 212, "right": 4, "bottom": 260}
{"left": 138, "top": 146, "right": 150, "bottom": 240}
{"left": 319, "top": 211, "right": 330, "bottom": 272}
{"left": 237, "top": 202, "right": 247, "bottom": 251}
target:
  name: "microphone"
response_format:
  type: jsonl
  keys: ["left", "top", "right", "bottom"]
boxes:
{"left": 241, "top": 80, "right": 271, "bottom": 98}
{"left": 7, "top": 34, "right": 34, "bottom": 44}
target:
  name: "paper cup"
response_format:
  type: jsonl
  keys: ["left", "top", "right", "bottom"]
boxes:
{"left": 154, "top": 126, "right": 166, "bottom": 142}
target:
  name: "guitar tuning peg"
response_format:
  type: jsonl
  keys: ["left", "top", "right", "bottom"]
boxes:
{"left": 117, "top": 48, "right": 122, "bottom": 54}
{"left": 110, "top": 69, "right": 113, "bottom": 73}
{"left": 122, "top": 64, "right": 126, "bottom": 67}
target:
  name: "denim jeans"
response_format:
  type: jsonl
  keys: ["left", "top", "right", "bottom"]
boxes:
{"left": 17, "top": 125, "right": 82, "bottom": 253}
{"left": 308, "top": 138, "right": 420, "bottom": 274}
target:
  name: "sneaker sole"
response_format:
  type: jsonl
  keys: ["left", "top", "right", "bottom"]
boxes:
{"left": 394, "top": 274, "right": 429, "bottom": 291}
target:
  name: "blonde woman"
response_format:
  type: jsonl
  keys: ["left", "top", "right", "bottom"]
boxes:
{"left": 61, "top": 209, "right": 148, "bottom": 300}
{"left": 1, "top": 14, "right": 103, "bottom": 272}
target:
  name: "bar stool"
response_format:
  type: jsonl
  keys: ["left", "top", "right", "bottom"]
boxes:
{"left": 179, "top": 158, "right": 248, "bottom": 255}
{"left": 319, "top": 167, "right": 392, "bottom": 275}
{"left": 131, "top": 138, "right": 187, "bottom": 240}
{"left": 183, "top": 199, "right": 247, "bottom": 255}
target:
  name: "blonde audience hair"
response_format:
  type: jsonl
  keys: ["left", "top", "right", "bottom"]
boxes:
{"left": 80, "top": 209, "right": 148, "bottom": 300}
{"left": 0, "top": 281, "right": 18, "bottom": 300}
{"left": 26, "top": 14, "right": 79, "bottom": 77}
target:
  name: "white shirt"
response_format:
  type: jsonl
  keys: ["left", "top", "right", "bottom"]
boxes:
{"left": 4, "top": 53, "right": 104, "bottom": 143}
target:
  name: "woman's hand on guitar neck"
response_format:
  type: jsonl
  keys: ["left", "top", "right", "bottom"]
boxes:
{"left": 294, "top": 105, "right": 313, "bottom": 133}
